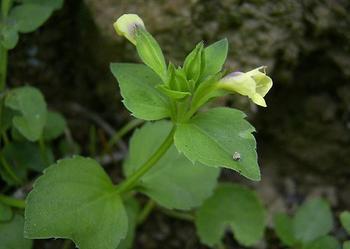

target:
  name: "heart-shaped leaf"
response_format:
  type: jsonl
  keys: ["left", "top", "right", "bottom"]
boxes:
{"left": 25, "top": 156, "right": 128, "bottom": 249}
{"left": 196, "top": 184, "right": 266, "bottom": 247}
{"left": 293, "top": 198, "right": 333, "bottom": 243}
{"left": 5, "top": 86, "right": 47, "bottom": 142}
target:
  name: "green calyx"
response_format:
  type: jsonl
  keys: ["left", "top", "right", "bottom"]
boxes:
{"left": 155, "top": 43, "right": 222, "bottom": 122}
{"left": 135, "top": 28, "right": 167, "bottom": 82}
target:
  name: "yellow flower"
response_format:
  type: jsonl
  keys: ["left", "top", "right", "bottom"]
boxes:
{"left": 113, "top": 14, "right": 145, "bottom": 45}
{"left": 217, "top": 66, "right": 273, "bottom": 107}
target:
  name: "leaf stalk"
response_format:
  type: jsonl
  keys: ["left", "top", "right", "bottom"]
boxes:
{"left": 116, "top": 125, "right": 176, "bottom": 194}
{"left": 0, "top": 194, "right": 25, "bottom": 208}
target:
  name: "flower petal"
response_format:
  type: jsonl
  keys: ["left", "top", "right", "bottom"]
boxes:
{"left": 253, "top": 73, "right": 273, "bottom": 97}
{"left": 251, "top": 93, "right": 267, "bottom": 107}
{"left": 218, "top": 72, "right": 256, "bottom": 97}
{"left": 246, "top": 66, "right": 273, "bottom": 97}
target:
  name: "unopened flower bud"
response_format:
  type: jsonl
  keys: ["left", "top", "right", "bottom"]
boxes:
{"left": 113, "top": 14, "right": 145, "bottom": 45}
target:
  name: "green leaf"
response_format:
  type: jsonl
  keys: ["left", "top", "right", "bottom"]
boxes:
{"left": 43, "top": 111, "right": 67, "bottom": 141}
{"left": 110, "top": 63, "right": 170, "bottom": 121}
{"left": 22, "top": 0, "right": 64, "bottom": 10}
{"left": 201, "top": 38, "right": 228, "bottom": 79}
{"left": 183, "top": 41, "right": 205, "bottom": 83}
{"left": 0, "top": 24, "right": 19, "bottom": 50}
{"left": 274, "top": 213, "right": 297, "bottom": 246}
{"left": 293, "top": 198, "right": 333, "bottom": 243}
{"left": 302, "top": 236, "right": 340, "bottom": 249}
{"left": 9, "top": 4, "right": 52, "bottom": 33}
{"left": 135, "top": 29, "right": 167, "bottom": 81}
{"left": 5, "top": 86, "right": 47, "bottom": 141}
{"left": 195, "top": 184, "right": 266, "bottom": 247}
{"left": 3, "top": 141, "right": 54, "bottom": 172}
{"left": 344, "top": 241, "right": 350, "bottom": 249}
{"left": 124, "top": 121, "right": 219, "bottom": 210}
{"left": 117, "top": 197, "right": 140, "bottom": 249}
{"left": 0, "top": 214, "right": 33, "bottom": 249}
{"left": 341, "top": 211, "right": 350, "bottom": 234}
{"left": 11, "top": 125, "right": 28, "bottom": 142}
{"left": 24, "top": 156, "right": 128, "bottom": 249}
{"left": 0, "top": 202, "right": 12, "bottom": 221}
{"left": 174, "top": 107, "right": 259, "bottom": 181}
{"left": 156, "top": 85, "right": 191, "bottom": 100}
{"left": 0, "top": 106, "right": 17, "bottom": 134}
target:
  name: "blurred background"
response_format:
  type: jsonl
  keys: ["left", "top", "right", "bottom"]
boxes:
{"left": 8, "top": 0, "right": 350, "bottom": 248}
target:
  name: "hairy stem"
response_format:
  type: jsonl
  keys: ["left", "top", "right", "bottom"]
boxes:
{"left": 116, "top": 125, "right": 176, "bottom": 194}
{"left": 0, "top": 194, "right": 25, "bottom": 208}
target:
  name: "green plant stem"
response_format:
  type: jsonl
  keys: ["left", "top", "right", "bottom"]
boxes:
{"left": 137, "top": 199, "right": 156, "bottom": 224}
{"left": 0, "top": 0, "right": 11, "bottom": 91}
{"left": 0, "top": 45, "right": 8, "bottom": 91}
{"left": 0, "top": 194, "right": 25, "bottom": 208}
{"left": 106, "top": 119, "right": 143, "bottom": 151}
{"left": 2, "top": 132, "right": 9, "bottom": 145}
{"left": 88, "top": 125, "right": 97, "bottom": 156}
{"left": 0, "top": 99, "right": 16, "bottom": 186}
{"left": 137, "top": 199, "right": 195, "bottom": 226}
{"left": 1, "top": 0, "right": 12, "bottom": 18}
{"left": 0, "top": 153, "right": 21, "bottom": 184}
{"left": 38, "top": 136, "right": 49, "bottom": 166}
{"left": 0, "top": 88, "right": 9, "bottom": 145}
{"left": 176, "top": 99, "right": 190, "bottom": 122}
{"left": 160, "top": 208, "right": 195, "bottom": 222}
{"left": 0, "top": 100, "right": 3, "bottom": 139}
{"left": 116, "top": 125, "right": 176, "bottom": 194}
